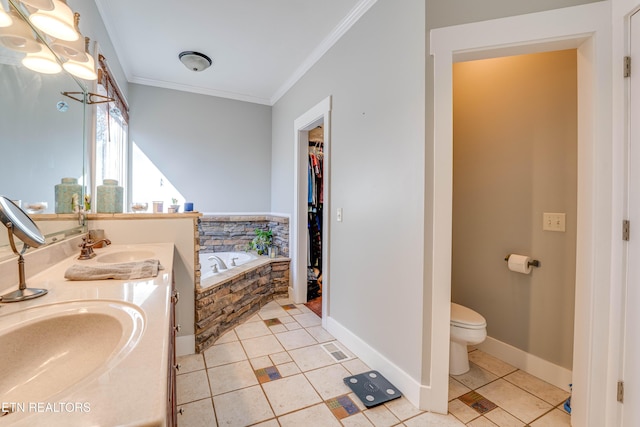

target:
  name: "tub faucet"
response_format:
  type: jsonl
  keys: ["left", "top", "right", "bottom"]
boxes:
{"left": 208, "top": 255, "right": 228, "bottom": 270}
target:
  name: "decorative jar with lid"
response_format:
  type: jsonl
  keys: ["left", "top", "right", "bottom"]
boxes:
{"left": 54, "top": 177, "right": 82, "bottom": 213}
{"left": 96, "top": 179, "right": 123, "bottom": 213}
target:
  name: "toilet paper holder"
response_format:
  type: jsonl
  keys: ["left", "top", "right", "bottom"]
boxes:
{"left": 504, "top": 254, "right": 540, "bottom": 268}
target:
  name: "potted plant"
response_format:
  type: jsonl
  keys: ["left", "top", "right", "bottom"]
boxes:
{"left": 249, "top": 228, "right": 272, "bottom": 255}
{"left": 169, "top": 197, "right": 180, "bottom": 213}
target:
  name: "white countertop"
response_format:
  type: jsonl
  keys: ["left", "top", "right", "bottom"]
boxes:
{"left": 0, "top": 242, "right": 175, "bottom": 427}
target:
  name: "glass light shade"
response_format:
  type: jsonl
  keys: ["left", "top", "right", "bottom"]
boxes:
{"left": 51, "top": 37, "right": 87, "bottom": 62}
{"left": 0, "top": 6, "right": 12, "bottom": 28}
{"left": 63, "top": 54, "right": 97, "bottom": 80}
{"left": 179, "top": 51, "right": 212, "bottom": 72}
{"left": 20, "top": 0, "right": 55, "bottom": 11}
{"left": 0, "top": 12, "right": 40, "bottom": 53}
{"left": 22, "top": 47, "right": 62, "bottom": 74}
{"left": 29, "top": 0, "right": 78, "bottom": 41}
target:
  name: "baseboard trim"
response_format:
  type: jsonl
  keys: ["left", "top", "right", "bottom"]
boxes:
{"left": 326, "top": 316, "right": 441, "bottom": 412}
{"left": 477, "top": 336, "right": 572, "bottom": 392}
{"left": 176, "top": 334, "right": 195, "bottom": 357}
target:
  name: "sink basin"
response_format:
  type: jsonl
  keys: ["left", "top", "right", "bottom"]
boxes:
{"left": 0, "top": 300, "right": 144, "bottom": 405}
{"left": 96, "top": 250, "right": 156, "bottom": 263}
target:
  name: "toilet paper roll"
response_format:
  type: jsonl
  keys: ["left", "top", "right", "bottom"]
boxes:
{"left": 507, "top": 254, "right": 532, "bottom": 274}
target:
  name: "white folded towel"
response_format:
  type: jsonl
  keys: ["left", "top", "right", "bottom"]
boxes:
{"left": 64, "top": 259, "right": 163, "bottom": 281}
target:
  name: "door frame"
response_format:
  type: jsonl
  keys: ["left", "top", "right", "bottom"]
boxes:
{"left": 291, "top": 96, "right": 331, "bottom": 326}
{"left": 621, "top": 7, "right": 640, "bottom": 426}
{"left": 430, "top": 3, "right": 613, "bottom": 423}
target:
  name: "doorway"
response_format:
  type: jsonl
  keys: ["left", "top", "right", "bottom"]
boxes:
{"left": 451, "top": 50, "right": 577, "bottom": 388}
{"left": 292, "top": 96, "right": 331, "bottom": 328}
{"left": 306, "top": 125, "right": 325, "bottom": 317}
{"left": 430, "top": 3, "right": 611, "bottom": 423}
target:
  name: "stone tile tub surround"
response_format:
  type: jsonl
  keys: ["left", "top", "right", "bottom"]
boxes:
{"left": 195, "top": 214, "right": 291, "bottom": 353}
{"left": 199, "top": 214, "right": 289, "bottom": 258}
{"left": 0, "top": 242, "right": 175, "bottom": 426}
{"left": 195, "top": 256, "right": 290, "bottom": 353}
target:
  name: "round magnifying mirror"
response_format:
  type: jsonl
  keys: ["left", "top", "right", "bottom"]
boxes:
{"left": 0, "top": 195, "right": 45, "bottom": 248}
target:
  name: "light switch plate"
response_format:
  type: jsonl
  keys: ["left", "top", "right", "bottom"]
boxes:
{"left": 543, "top": 212, "right": 566, "bottom": 232}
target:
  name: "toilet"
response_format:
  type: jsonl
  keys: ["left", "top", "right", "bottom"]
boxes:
{"left": 449, "top": 302, "right": 487, "bottom": 375}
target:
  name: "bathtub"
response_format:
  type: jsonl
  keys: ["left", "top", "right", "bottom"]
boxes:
{"left": 200, "top": 251, "right": 259, "bottom": 284}
{"left": 195, "top": 251, "right": 291, "bottom": 352}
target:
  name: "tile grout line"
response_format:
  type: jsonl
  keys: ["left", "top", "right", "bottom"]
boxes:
{"left": 247, "top": 306, "right": 337, "bottom": 423}
{"left": 254, "top": 310, "right": 347, "bottom": 424}
{"left": 449, "top": 357, "right": 570, "bottom": 426}
{"left": 244, "top": 310, "right": 285, "bottom": 424}
{"left": 263, "top": 306, "right": 383, "bottom": 424}
{"left": 179, "top": 300, "right": 428, "bottom": 425}
{"left": 202, "top": 337, "right": 222, "bottom": 427}
{"left": 183, "top": 314, "right": 567, "bottom": 427}
{"left": 275, "top": 311, "right": 349, "bottom": 423}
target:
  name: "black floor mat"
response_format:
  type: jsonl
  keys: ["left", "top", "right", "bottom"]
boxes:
{"left": 343, "top": 370, "right": 402, "bottom": 408}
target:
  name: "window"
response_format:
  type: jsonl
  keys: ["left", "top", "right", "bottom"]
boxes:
{"left": 94, "top": 54, "right": 129, "bottom": 209}
{"left": 130, "top": 141, "right": 185, "bottom": 209}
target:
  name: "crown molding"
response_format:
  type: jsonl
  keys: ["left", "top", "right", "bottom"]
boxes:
{"left": 129, "top": 76, "right": 272, "bottom": 106}
{"left": 269, "top": 0, "right": 378, "bottom": 105}
{"left": 94, "top": 0, "right": 377, "bottom": 106}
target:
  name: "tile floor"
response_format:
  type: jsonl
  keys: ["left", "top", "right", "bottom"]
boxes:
{"left": 176, "top": 299, "right": 571, "bottom": 426}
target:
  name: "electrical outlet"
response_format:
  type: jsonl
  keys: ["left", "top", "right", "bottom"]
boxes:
{"left": 543, "top": 213, "right": 566, "bottom": 232}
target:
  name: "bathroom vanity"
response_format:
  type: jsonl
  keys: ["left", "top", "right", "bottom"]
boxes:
{"left": 0, "top": 241, "right": 177, "bottom": 426}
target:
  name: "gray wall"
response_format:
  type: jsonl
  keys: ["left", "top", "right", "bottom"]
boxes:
{"left": 422, "top": 0, "right": 602, "bottom": 384}
{"left": 452, "top": 50, "right": 577, "bottom": 369}
{"left": 272, "top": 0, "right": 426, "bottom": 380}
{"left": 270, "top": 0, "right": 600, "bottom": 390}
{"left": 0, "top": 65, "right": 84, "bottom": 206}
{"left": 128, "top": 84, "right": 272, "bottom": 212}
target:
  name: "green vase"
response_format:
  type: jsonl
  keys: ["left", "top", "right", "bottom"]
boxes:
{"left": 54, "top": 177, "right": 82, "bottom": 213}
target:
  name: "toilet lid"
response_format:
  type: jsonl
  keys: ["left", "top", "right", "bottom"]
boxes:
{"left": 451, "top": 303, "right": 486, "bottom": 329}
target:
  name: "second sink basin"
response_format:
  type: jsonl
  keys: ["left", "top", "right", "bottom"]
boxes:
{"left": 96, "top": 250, "right": 156, "bottom": 263}
{"left": 0, "top": 300, "right": 145, "bottom": 406}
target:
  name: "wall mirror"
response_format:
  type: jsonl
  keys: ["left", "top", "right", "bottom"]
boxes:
{"left": 0, "top": 0, "right": 88, "bottom": 262}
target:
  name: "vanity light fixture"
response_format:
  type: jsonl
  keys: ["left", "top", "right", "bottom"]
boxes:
{"left": 178, "top": 51, "right": 212, "bottom": 72}
{"left": 2, "top": 0, "right": 96, "bottom": 79}
{"left": 62, "top": 37, "right": 97, "bottom": 80}
{"left": 50, "top": 13, "right": 87, "bottom": 62}
{"left": 22, "top": 45, "right": 62, "bottom": 74}
{"left": 29, "top": 0, "right": 78, "bottom": 41}
{"left": 19, "top": 0, "right": 54, "bottom": 11}
{"left": 0, "top": 10, "right": 40, "bottom": 52}
{"left": 0, "top": 4, "right": 12, "bottom": 27}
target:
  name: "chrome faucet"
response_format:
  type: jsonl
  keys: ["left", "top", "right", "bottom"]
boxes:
{"left": 208, "top": 255, "right": 228, "bottom": 270}
{"left": 78, "top": 235, "right": 112, "bottom": 260}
